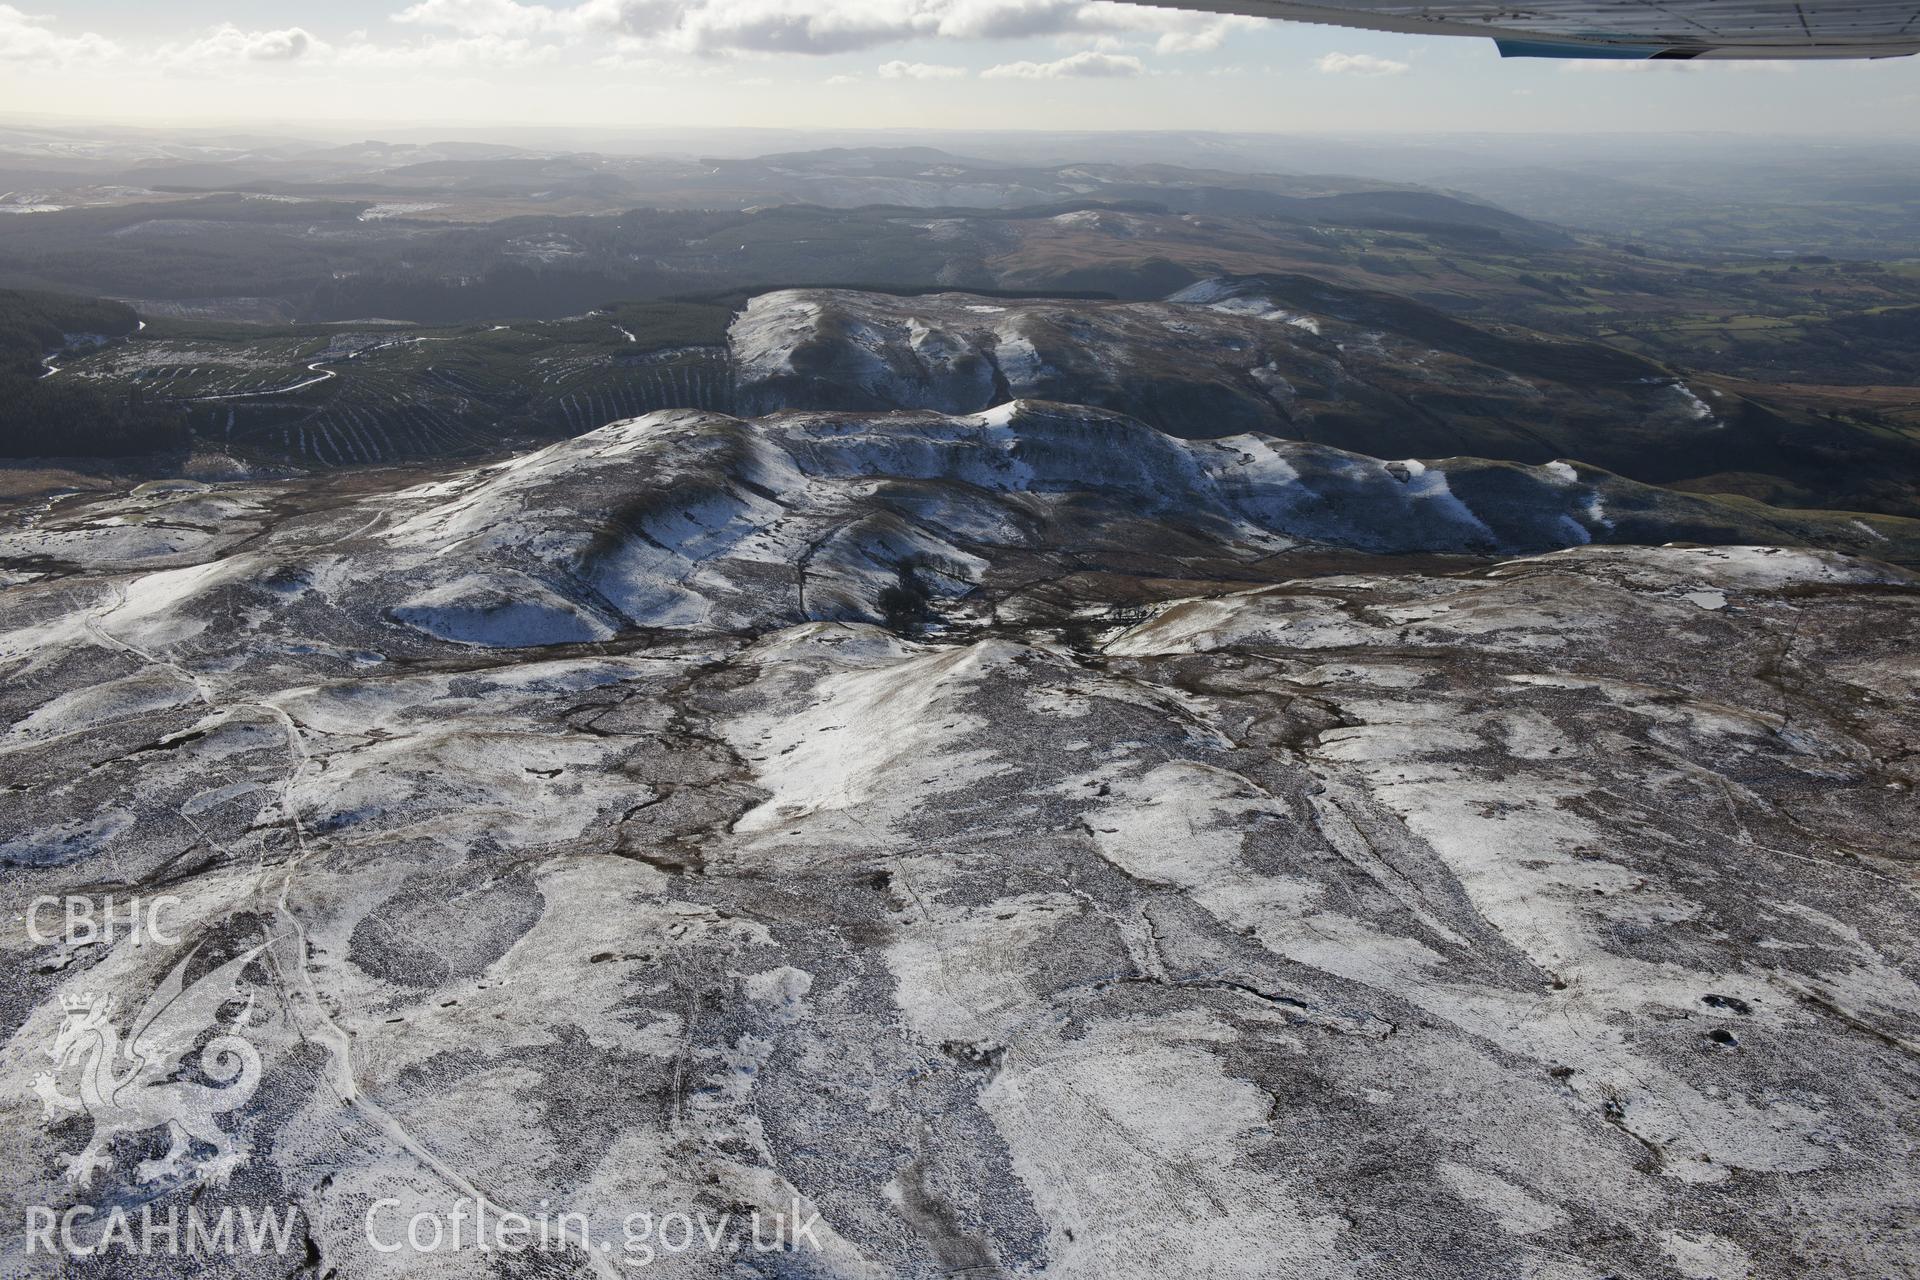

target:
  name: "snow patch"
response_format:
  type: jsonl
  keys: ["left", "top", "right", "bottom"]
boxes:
{"left": 390, "top": 574, "right": 616, "bottom": 647}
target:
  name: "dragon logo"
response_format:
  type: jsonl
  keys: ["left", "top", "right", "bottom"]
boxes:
{"left": 31, "top": 941, "right": 272, "bottom": 1190}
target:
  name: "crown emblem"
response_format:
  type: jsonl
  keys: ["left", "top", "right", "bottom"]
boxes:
{"left": 60, "top": 992, "right": 101, "bottom": 1014}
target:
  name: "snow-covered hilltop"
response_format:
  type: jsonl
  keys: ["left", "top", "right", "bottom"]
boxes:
{"left": 5, "top": 404, "right": 1908, "bottom": 656}
{"left": 729, "top": 281, "right": 1735, "bottom": 482}
{"left": 2, "top": 339, "right": 1919, "bottom": 1279}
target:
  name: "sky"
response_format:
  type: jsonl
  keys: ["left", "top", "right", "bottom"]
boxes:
{"left": 3, "top": 0, "right": 1916, "bottom": 135}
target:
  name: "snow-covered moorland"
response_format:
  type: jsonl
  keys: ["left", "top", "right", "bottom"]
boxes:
{"left": 1, "top": 401, "right": 1917, "bottom": 1279}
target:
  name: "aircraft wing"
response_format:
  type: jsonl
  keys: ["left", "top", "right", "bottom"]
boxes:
{"left": 1131, "top": 0, "right": 1920, "bottom": 59}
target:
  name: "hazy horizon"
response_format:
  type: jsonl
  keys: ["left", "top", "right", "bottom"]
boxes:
{"left": 7, "top": 0, "right": 1919, "bottom": 136}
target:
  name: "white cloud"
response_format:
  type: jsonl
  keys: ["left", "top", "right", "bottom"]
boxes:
{"left": 383, "top": 0, "right": 1247, "bottom": 58}
{"left": 932, "top": 0, "right": 1254, "bottom": 51}
{"left": 392, "top": 0, "right": 562, "bottom": 35}
{"left": 935, "top": 0, "right": 1077, "bottom": 40}
{"left": 593, "top": 37, "right": 731, "bottom": 68}
{"left": 0, "top": 0, "right": 1249, "bottom": 75}
{"left": 168, "top": 24, "right": 326, "bottom": 64}
{"left": 982, "top": 49, "right": 1142, "bottom": 78}
{"left": 879, "top": 59, "right": 965, "bottom": 79}
{"left": 1075, "top": 3, "right": 1259, "bottom": 54}
{"left": 390, "top": 0, "right": 686, "bottom": 43}
{"left": 1148, "top": 21, "right": 1251, "bottom": 54}
{"left": 670, "top": 1, "right": 934, "bottom": 55}
{"left": 565, "top": 0, "right": 696, "bottom": 36}
{"left": 1315, "top": 51, "right": 1410, "bottom": 76}
{"left": 0, "top": 4, "right": 118, "bottom": 63}
{"left": 339, "top": 32, "right": 559, "bottom": 67}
